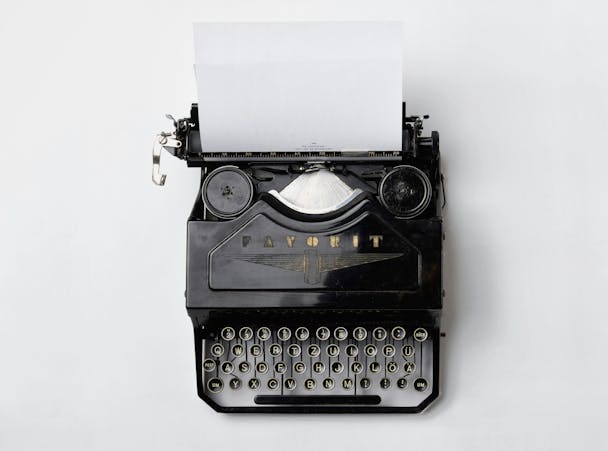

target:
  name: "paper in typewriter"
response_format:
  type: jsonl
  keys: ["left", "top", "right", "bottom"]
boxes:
{"left": 193, "top": 22, "right": 403, "bottom": 153}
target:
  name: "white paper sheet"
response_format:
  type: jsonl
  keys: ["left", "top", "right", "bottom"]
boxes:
{"left": 193, "top": 22, "right": 403, "bottom": 153}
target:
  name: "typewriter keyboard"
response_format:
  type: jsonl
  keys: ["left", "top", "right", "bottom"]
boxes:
{"left": 200, "top": 325, "right": 435, "bottom": 410}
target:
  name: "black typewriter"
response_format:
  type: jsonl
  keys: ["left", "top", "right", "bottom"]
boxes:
{"left": 153, "top": 103, "right": 444, "bottom": 413}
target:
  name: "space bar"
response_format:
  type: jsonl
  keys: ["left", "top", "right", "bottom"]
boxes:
{"left": 254, "top": 395, "right": 381, "bottom": 405}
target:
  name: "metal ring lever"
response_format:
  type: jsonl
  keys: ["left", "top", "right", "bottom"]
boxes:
{"left": 152, "top": 132, "right": 182, "bottom": 186}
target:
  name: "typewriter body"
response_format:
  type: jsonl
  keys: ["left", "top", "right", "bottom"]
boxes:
{"left": 153, "top": 103, "right": 444, "bottom": 413}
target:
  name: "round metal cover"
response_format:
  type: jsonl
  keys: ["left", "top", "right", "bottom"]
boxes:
{"left": 202, "top": 166, "right": 253, "bottom": 218}
{"left": 379, "top": 165, "right": 432, "bottom": 218}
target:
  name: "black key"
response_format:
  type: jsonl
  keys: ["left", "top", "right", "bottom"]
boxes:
{"left": 380, "top": 378, "right": 391, "bottom": 389}
{"left": 231, "top": 344, "right": 244, "bottom": 357}
{"left": 248, "top": 378, "right": 260, "bottom": 390}
{"left": 239, "top": 361, "right": 250, "bottom": 373}
{"left": 414, "top": 378, "right": 428, "bottom": 392}
{"left": 397, "top": 377, "right": 408, "bottom": 389}
{"left": 267, "top": 378, "right": 279, "bottom": 390}
{"left": 391, "top": 326, "right": 406, "bottom": 340}
{"left": 322, "top": 378, "right": 335, "bottom": 390}
{"left": 353, "top": 327, "right": 367, "bottom": 341}
{"left": 316, "top": 327, "right": 330, "bottom": 341}
{"left": 372, "top": 327, "right": 387, "bottom": 341}
{"left": 284, "top": 378, "right": 297, "bottom": 390}
{"left": 256, "top": 362, "right": 268, "bottom": 374}
{"left": 255, "top": 395, "right": 381, "bottom": 405}
{"left": 275, "top": 361, "right": 287, "bottom": 374}
{"left": 404, "top": 361, "right": 416, "bottom": 374}
{"left": 257, "top": 327, "right": 271, "bottom": 341}
{"left": 351, "top": 361, "right": 363, "bottom": 374}
{"left": 210, "top": 343, "right": 224, "bottom": 357}
{"left": 269, "top": 344, "right": 282, "bottom": 356}
{"left": 387, "top": 361, "right": 399, "bottom": 373}
{"left": 326, "top": 344, "right": 339, "bottom": 357}
{"left": 207, "top": 378, "right": 223, "bottom": 393}
{"left": 334, "top": 327, "right": 348, "bottom": 341}
{"left": 278, "top": 327, "right": 291, "bottom": 341}
{"left": 313, "top": 361, "right": 325, "bottom": 374}
{"left": 295, "top": 327, "right": 309, "bottom": 341}
{"left": 220, "top": 327, "right": 235, "bottom": 341}
{"left": 203, "top": 359, "right": 216, "bottom": 372}
{"left": 229, "top": 378, "right": 241, "bottom": 390}
{"left": 294, "top": 361, "right": 306, "bottom": 374}
{"left": 331, "top": 361, "right": 344, "bottom": 374}
{"left": 369, "top": 361, "right": 381, "bottom": 373}
{"left": 239, "top": 327, "right": 253, "bottom": 341}
{"left": 413, "top": 328, "right": 428, "bottom": 342}
{"left": 402, "top": 345, "right": 415, "bottom": 357}
{"left": 342, "top": 378, "right": 354, "bottom": 390}
{"left": 304, "top": 378, "right": 316, "bottom": 390}
{"left": 359, "top": 378, "right": 371, "bottom": 389}
{"left": 220, "top": 361, "right": 234, "bottom": 374}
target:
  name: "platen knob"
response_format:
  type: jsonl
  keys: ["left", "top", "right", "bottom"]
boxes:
{"left": 378, "top": 165, "right": 432, "bottom": 218}
{"left": 202, "top": 166, "right": 254, "bottom": 218}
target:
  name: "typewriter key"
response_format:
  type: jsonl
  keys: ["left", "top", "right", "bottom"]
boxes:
{"left": 331, "top": 362, "right": 344, "bottom": 374}
{"left": 307, "top": 344, "right": 321, "bottom": 357}
{"left": 364, "top": 344, "right": 377, "bottom": 357}
{"left": 360, "top": 378, "right": 371, "bottom": 390}
{"left": 275, "top": 362, "right": 287, "bottom": 374}
{"left": 342, "top": 378, "right": 354, "bottom": 390}
{"left": 248, "top": 378, "right": 260, "bottom": 390}
{"left": 380, "top": 378, "right": 391, "bottom": 389}
{"left": 313, "top": 362, "right": 325, "bottom": 374}
{"left": 221, "top": 327, "right": 235, "bottom": 341}
{"left": 288, "top": 344, "right": 301, "bottom": 357}
{"left": 413, "top": 328, "right": 428, "bottom": 342}
{"left": 239, "top": 327, "right": 253, "bottom": 341}
{"left": 372, "top": 327, "right": 387, "bottom": 341}
{"left": 402, "top": 345, "right": 415, "bottom": 358}
{"left": 267, "top": 378, "right": 279, "bottom": 390}
{"left": 387, "top": 361, "right": 399, "bottom": 373}
{"left": 256, "top": 362, "right": 268, "bottom": 374}
{"left": 334, "top": 327, "right": 348, "bottom": 341}
{"left": 211, "top": 343, "right": 225, "bottom": 357}
{"left": 323, "top": 378, "right": 335, "bottom": 390}
{"left": 277, "top": 327, "right": 291, "bottom": 341}
{"left": 397, "top": 378, "right": 408, "bottom": 389}
{"left": 221, "top": 361, "right": 234, "bottom": 374}
{"left": 257, "top": 327, "right": 271, "bottom": 341}
{"left": 353, "top": 327, "right": 367, "bottom": 341}
{"left": 250, "top": 344, "right": 262, "bottom": 357}
{"left": 202, "top": 166, "right": 253, "bottom": 219}
{"left": 378, "top": 165, "right": 432, "bottom": 219}
{"left": 326, "top": 344, "right": 340, "bottom": 357}
{"left": 229, "top": 378, "right": 241, "bottom": 390}
{"left": 207, "top": 378, "right": 223, "bottom": 393}
{"left": 414, "top": 378, "right": 428, "bottom": 392}
{"left": 404, "top": 362, "right": 416, "bottom": 375}
{"left": 345, "top": 344, "right": 359, "bottom": 357}
{"left": 294, "top": 361, "right": 306, "bottom": 374}
{"left": 351, "top": 361, "right": 363, "bottom": 374}
{"left": 369, "top": 362, "right": 381, "bottom": 373}
{"left": 391, "top": 326, "right": 406, "bottom": 340}
{"left": 295, "top": 327, "right": 309, "bottom": 341}
{"left": 304, "top": 379, "right": 316, "bottom": 390}
{"left": 285, "top": 378, "right": 297, "bottom": 390}
{"left": 203, "top": 359, "right": 216, "bottom": 372}
{"left": 231, "top": 344, "right": 244, "bottom": 357}
{"left": 269, "top": 344, "right": 282, "bottom": 357}
{"left": 383, "top": 344, "right": 396, "bottom": 357}
{"left": 239, "top": 362, "right": 251, "bottom": 373}
{"left": 316, "top": 327, "right": 330, "bottom": 341}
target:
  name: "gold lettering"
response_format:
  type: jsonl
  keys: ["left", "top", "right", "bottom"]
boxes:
{"left": 329, "top": 235, "right": 341, "bottom": 248}
{"left": 306, "top": 236, "right": 319, "bottom": 247}
{"left": 369, "top": 235, "right": 383, "bottom": 248}
{"left": 352, "top": 234, "right": 359, "bottom": 248}
{"left": 286, "top": 235, "right": 296, "bottom": 247}
{"left": 264, "top": 236, "right": 274, "bottom": 248}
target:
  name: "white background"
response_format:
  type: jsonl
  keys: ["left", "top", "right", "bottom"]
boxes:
{"left": 1, "top": 1, "right": 607, "bottom": 450}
